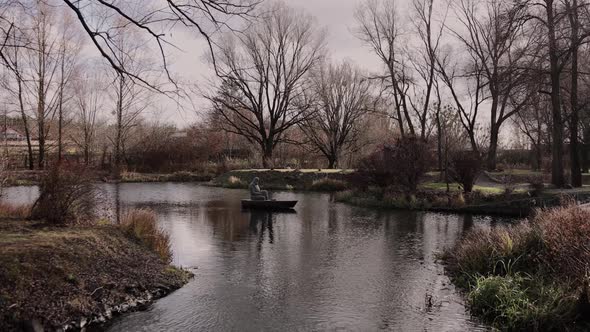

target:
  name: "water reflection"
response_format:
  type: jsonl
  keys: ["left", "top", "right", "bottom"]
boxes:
{"left": 1, "top": 184, "right": 497, "bottom": 331}
{"left": 249, "top": 211, "right": 275, "bottom": 246}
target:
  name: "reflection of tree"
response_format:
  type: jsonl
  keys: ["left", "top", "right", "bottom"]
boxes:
{"left": 250, "top": 211, "right": 274, "bottom": 248}
{"left": 115, "top": 183, "right": 121, "bottom": 224}
{"left": 462, "top": 214, "right": 474, "bottom": 232}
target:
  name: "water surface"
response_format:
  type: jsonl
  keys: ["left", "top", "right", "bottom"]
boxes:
{"left": 4, "top": 183, "right": 495, "bottom": 331}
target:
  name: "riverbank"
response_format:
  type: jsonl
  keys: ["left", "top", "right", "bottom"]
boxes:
{"left": 212, "top": 169, "right": 353, "bottom": 191}
{"left": 0, "top": 219, "right": 192, "bottom": 331}
{"left": 442, "top": 204, "right": 590, "bottom": 330}
{"left": 212, "top": 169, "right": 590, "bottom": 216}
{"left": 3, "top": 170, "right": 214, "bottom": 186}
{"left": 334, "top": 188, "right": 590, "bottom": 217}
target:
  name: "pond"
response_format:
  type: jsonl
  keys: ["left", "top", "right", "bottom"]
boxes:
{"left": 4, "top": 183, "right": 500, "bottom": 331}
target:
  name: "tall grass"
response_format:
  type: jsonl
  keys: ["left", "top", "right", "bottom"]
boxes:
{"left": 120, "top": 209, "right": 172, "bottom": 264}
{"left": 0, "top": 202, "right": 31, "bottom": 219}
{"left": 309, "top": 178, "right": 348, "bottom": 192}
{"left": 224, "top": 175, "right": 246, "bottom": 189}
{"left": 444, "top": 204, "right": 590, "bottom": 329}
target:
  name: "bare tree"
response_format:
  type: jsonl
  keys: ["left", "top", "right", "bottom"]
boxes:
{"left": 207, "top": 2, "right": 326, "bottom": 167}
{"left": 450, "top": 0, "right": 535, "bottom": 170}
{"left": 521, "top": 0, "right": 590, "bottom": 187}
{"left": 436, "top": 49, "right": 486, "bottom": 153}
{"left": 0, "top": 19, "right": 35, "bottom": 169}
{"left": 71, "top": 70, "right": 103, "bottom": 165}
{"left": 56, "top": 9, "right": 83, "bottom": 161}
{"left": 28, "top": 1, "right": 60, "bottom": 169}
{"left": 354, "top": 0, "right": 416, "bottom": 138}
{"left": 408, "top": 0, "right": 446, "bottom": 139}
{"left": 564, "top": 0, "right": 588, "bottom": 187}
{"left": 513, "top": 93, "right": 552, "bottom": 171}
{"left": 57, "top": 0, "right": 259, "bottom": 88}
{"left": 299, "top": 61, "right": 373, "bottom": 168}
{"left": 532, "top": 0, "right": 569, "bottom": 187}
{"left": 107, "top": 27, "right": 152, "bottom": 179}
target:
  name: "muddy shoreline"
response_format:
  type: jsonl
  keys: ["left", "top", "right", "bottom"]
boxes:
{"left": 0, "top": 220, "right": 192, "bottom": 331}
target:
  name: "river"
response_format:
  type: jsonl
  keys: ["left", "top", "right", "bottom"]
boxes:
{"left": 4, "top": 183, "right": 501, "bottom": 331}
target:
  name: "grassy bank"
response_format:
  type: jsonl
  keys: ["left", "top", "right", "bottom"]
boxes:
{"left": 213, "top": 169, "right": 353, "bottom": 191}
{"left": 119, "top": 171, "right": 213, "bottom": 183}
{"left": 334, "top": 183, "right": 590, "bottom": 217}
{"left": 2, "top": 170, "right": 214, "bottom": 186}
{"left": 442, "top": 205, "right": 590, "bottom": 330}
{"left": 0, "top": 217, "right": 191, "bottom": 330}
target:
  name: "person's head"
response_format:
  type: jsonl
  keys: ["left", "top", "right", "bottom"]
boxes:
{"left": 252, "top": 177, "right": 259, "bottom": 184}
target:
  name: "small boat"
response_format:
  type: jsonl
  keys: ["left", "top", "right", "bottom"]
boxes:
{"left": 241, "top": 199, "right": 298, "bottom": 210}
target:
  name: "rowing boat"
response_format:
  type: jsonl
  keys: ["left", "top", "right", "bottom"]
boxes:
{"left": 241, "top": 199, "right": 298, "bottom": 210}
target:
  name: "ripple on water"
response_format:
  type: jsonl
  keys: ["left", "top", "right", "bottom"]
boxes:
{"left": 2, "top": 184, "right": 493, "bottom": 331}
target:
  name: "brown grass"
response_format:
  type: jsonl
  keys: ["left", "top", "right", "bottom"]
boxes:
{"left": 535, "top": 205, "right": 590, "bottom": 279}
{"left": 309, "top": 178, "right": 348, "bottom": 191}
{"left": 444, "top": 204, "right": 590, "bottom": 329}
{"left": 0, "top": 220, "right": 190, "bottom": 330}
{"left": 0, "top": 202, "right": 31, "bottom": 219}
{"left": 446, "top": 203, "right": 590, "bottom": 289}
{"left": 120, "top": 209, "right": 172, "bottom": 264}
{"left": 447, "top": 204, "right": 590, "bottom": 282}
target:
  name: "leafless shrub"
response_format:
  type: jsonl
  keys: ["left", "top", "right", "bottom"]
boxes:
{"left": 449, "top": 151, "right": 483, "bottom": 193}
{"left": 359, "top": 137, "right": 432, "bottom": 192}
{"left": 31, "top": 164, "right": 98, "bottom": 225}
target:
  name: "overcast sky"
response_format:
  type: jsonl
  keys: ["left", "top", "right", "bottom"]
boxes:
{"left": 155, "top": 0, "right": 384, "bottom": 127}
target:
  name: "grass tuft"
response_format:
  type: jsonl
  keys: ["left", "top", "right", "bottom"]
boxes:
{"left": 0, "top": 202, "right": 31, "bottom": 219}
{"left": 120, "top": 209, "right": 172, "bottom": 264}
{"left": 309, "top": 178, "right": 348, "bottom": 192}
{"left": 223, "top": 175, "right": 247, "bottom": 189}
{"left": 444, "top": 204, "right": 590, "bottom": 329}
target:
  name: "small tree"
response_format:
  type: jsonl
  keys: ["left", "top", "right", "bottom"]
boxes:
{"left": 449, "top": 150, "right": 483, "bottom": 193}
{"left": 32, "top": 164, "right": 98, "bottom": 225}
{"left": 359, "top": 147, "right": 397, "bottom": 190}
{"left": 389, "top": 137, "right": 432, "bottom": 192}
{"left": 360, "top": 137, "right": 432, "bottom": 192}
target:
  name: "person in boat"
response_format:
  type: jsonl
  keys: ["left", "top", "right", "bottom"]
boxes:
{"left": 249, "top": 177, "right": 269, "bottom": 201}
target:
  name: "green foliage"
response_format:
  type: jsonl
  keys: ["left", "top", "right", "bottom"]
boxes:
{"left": 469, "top": 275, "right": 576, "bottom": 330}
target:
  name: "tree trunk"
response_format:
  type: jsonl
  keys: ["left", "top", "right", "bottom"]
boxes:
{"left": 468, "top": 132, "right": 479, "bottom": 154}
{"left": 568, "top": 0, "right": 582, "bottom": 187}
{"left": 57, "top": 45, "right": 65, "bottom": 163}
{"left": 327, "top": 156, "right": 338, "bottom": 169}
{"left": 534, "top": 145, "right": 543, "bottom": 171}
{"left": 487, "top": 125, "right": 499, "bottom": 171}
{"left": 37, "top": 109, "right": 45, "bottom": 169}
{"left": 262, "top": 141, "right": 273, "bottom": 168}
{"left": 37, "top": 43, "right": 46, "bottom": 170}
{"left": 113, "top": 75, "right": 124, "bottom": 179}
{"left": 436, "top": 112, "right": 444, "bottom": 181}
{"left": 17, "top": 77, "right": 34, "bottom": 170}
{"left": 547, "top": 1, "right": 565, "bottom": 187}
